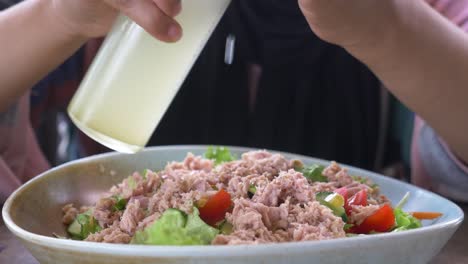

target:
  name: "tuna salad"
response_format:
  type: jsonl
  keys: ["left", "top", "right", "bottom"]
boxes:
{"left": 61, "top": 147, "right": 439, "bottom": 245}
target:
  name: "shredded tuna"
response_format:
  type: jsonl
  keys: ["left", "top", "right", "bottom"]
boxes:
{"left": 348, "top": 205, "right": 381, "bottom": 225}
{"left": 62, "top": 204, "right": 79, "bottom": 225}
{"left": 120, "top": 200, "right": 145, "bottom": 235}
{"left": 214, "top": 151, "right": 292, "bottom": 184}
{"left": 322, "top": 162, "right": 354, "bottom": 186}
{"left": 137, "top": 212, "right": 161, "bottom": 231}
{"left": 85, "top": 222, "right": 132, "bottom": 244}
{"left": 142, "top": 170, "right": 162, "bottom": 194}
{"left": 288, "top": 202, "right": 346, "bottom": 239}
{"left": 309, "top": 182, "right": 339, "bottom": 194}
{"left": 93, "top": 197, "right": 120, "bottom": 228}
{"left": 254, "top": 170, "right": 313, "bottom": 206}
{"left": 213, "top": 198, "right": 345, "bottom": 245}
{"left": 62, "top": 150, "right": 390, "bottom": 245}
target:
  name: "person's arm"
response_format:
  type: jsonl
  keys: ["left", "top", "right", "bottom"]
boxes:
{"left": 0, "top": 0, "right": 182, "bottom": 112}
{"left": 299, "top": 0, "right": 468, "bottom": 163}
{"left": 0, "top": 0, "right": 85, "bottom": 112}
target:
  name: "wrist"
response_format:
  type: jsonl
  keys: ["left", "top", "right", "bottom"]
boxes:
{"left": 342, "top": 0, "right": 408, "bottom": 67}
{"left": 41, "top": 0, "right": 89, "bottom": 43}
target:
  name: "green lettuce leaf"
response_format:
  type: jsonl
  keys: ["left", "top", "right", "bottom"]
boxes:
{"left": 204, "top": 146, "right": 236, "bottom": 165}
{"left": 67, "top": 210, "right": 101, "bottom": 240}
{"left": 184, "top": 208, "right": 220, "bottom": 244}
{"left": 393, "top": 207, "right": 422, "bottom": 232}
{"left": 131, "top": 208, "right": 219, "bottom": 245}
{"left": 301, "top": 164, "right": 328, "bottom": 182}
{"left": 248, "top": 184, "right": 257, "bottom": 199}
{"left": 112, "top": 195, "right": 127, "bottom": 211}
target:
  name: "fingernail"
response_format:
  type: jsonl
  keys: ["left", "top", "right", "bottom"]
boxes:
{"left": 168, "top": 25, "right": 181, "bottom": 40}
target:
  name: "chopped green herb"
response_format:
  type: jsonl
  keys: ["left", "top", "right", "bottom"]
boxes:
{"left": 248, "top": 184, "right": 257, "bottom": 199}
{"left": 204, "top": 146, "right": 236, "bottom": 165}
{"left": 112, "top": 196, "right": 127, "bottom": 211}
{"left": 67, "top": 210, "right": 101, "bottom": 240}
{"left": 302, "top": 164, "right": 327, "bottom": 182}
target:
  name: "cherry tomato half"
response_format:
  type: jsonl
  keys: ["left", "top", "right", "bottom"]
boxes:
{"left": 198, "top": 189, "right": 232, "bottom": 226}
{"left": 353, "top": 204, "right": 395, "bottom": 234}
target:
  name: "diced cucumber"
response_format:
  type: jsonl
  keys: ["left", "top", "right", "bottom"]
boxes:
{"left": 67, "top": 218, "right": 82, "bottom": 239}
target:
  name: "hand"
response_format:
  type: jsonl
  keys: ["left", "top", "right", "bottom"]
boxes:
{"left": 298, "top": 0, "right": 400, "bottom": 50}
{"left": 50, "top": 0, "right": 183, "bottom": 42}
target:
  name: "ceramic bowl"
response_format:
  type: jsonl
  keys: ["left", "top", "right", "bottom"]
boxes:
{"left": 2, "top": 146, "right": 464, "bottom": 264}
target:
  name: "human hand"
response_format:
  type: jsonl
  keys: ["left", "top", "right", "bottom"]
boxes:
{"left": 50, "top": 0, "right": 183, "bottom": 42}
{"left": 298, "top": 0, "right": 400, "bottom": 50}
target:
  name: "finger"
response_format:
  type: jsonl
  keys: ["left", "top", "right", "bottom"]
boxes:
{"left": 105, "top": 0, "right": 182, "bottom": 42}
{"left": 154, "top": 0, "right": 182, "bottom": 17}
{"left": 298, "top": 0, "right": 325, "bottom": 12}
{"left": 298, "top": 0, "right": 323, "bottom": 19}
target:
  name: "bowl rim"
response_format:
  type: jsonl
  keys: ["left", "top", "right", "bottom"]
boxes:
{"left": 2, "top": 145, "right": 465, "bottom": 257}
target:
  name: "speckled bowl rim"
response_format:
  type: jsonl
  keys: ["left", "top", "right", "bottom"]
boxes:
{"left": 2, "top": 145, "right": 465, "bottom": 257}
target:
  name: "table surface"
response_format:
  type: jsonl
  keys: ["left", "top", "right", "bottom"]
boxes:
{"left": 1, "top": 204, "right": 467, "bottom": 264}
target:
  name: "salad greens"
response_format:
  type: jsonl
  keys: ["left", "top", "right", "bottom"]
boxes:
{"left": 126, "top": 176, "right": 137, "bottom": 189}
{"left": 112, "top": 195, "right": 127, "bottom": 211}
{"left": 392, "top": 192, "right": 422, "bottom": 232}
{"left": 315, "top": 192, "right": 347, "bottom": 222}
{"left": 142, "top": 169, "right": 149, "bottom": 180}
{"left": 299, "top": 164, "right": 328, "bottom": 182}
{"left": 393, "top": 207, "right": 422, "bottom": 232}
{"left": 62, "top": 146, "right": 437, "bottom": 244}
{"left": 131, "top": 208, "right": 219, "bottom": 245}
{"left": 67, "top": 210, "right": 101, "bottom": 240}
{"left": 204, "top": 146, "right": 236, "bottom": 165}
{"left": 248, "top": 184, "right": 257, "bottom": 198}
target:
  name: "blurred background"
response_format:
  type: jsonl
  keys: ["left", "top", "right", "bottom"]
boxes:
{"left": 24, "top": 1, "right": 414, "bottom": 180}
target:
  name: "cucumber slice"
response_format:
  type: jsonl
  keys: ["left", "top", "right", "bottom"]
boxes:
{"left": 67, "top": 218, "right": 82, "bottom": 239}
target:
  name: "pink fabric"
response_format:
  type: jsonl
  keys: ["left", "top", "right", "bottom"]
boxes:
{"left": 0, "top": 93, "right": 50, "bottom": 202}
{"left": 411, "top": 117, "right": 433, "bottom": 190}
{"left": 426, "top": 0, "right": 468, "bottom": 31}
{"left": 438, "top": 138, "right": 468, "bottom": 173}
{"left": 411, "top": 0, "right": 468, "bottom": 189}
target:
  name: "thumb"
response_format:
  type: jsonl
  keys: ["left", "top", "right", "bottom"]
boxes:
{"left": 104, "top": 0, "right": 182, "bottom": 42}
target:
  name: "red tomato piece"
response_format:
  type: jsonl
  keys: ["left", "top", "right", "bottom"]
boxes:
{"left": 346, "top": 189, "right": 368, "bottom": 215}
{"left": 198, "top": 189, "right": 232, "bottom": 226}
{"left": 354, "top": 204, "right": 395, "bottom": 234}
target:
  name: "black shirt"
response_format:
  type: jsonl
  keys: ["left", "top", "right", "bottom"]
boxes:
{"left": 149, "top": 0, "right": 381, "bottom": 170}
